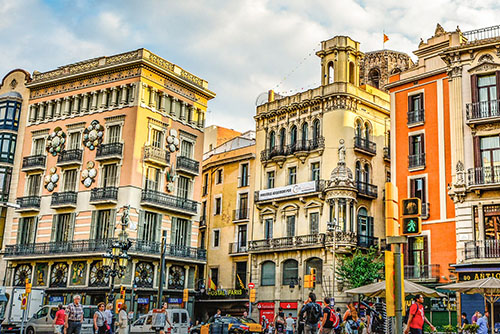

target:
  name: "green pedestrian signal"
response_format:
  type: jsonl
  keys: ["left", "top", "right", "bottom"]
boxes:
{"left": 400, "top": 198, "right": 422, "bottom": 235}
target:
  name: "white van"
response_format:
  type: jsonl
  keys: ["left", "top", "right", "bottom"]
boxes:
{"left": 24, "top": 305, "right": 97, "bottom": 334}
{"left": 131, "top": 309, "right": 190, "bottom": 334}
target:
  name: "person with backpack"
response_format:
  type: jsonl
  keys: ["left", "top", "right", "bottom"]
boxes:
{"left": 320, "top": 297, "right": 339, "bottom": 334}
{"left": 334, "top": 308, "right": 342, "bottom": 334}
{"left": 404, "top": 294, "right": 436, "bottom": 334}
{"left": 343, "top": 303, "right": 360, "bottom": 334}
{"left": 299, "top": 292, "right": 322, "bottom": 334}
{"left": 274, "top": 307, "right": 286, "bottom": 334}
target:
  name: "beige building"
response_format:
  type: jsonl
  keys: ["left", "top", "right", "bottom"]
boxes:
{"left": 250, "top": 36, "right": 406, "bottom": 320}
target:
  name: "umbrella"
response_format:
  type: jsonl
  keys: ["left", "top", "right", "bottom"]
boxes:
{"left": 441, "top": 277, "right": 500, "bottom": 332}
{"left": 345, "top": 279, "right": 446, "bottom": 298}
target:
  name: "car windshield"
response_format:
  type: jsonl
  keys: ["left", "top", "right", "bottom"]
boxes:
{"left": 240, "top": 317, "right": 256, "bottom": 323}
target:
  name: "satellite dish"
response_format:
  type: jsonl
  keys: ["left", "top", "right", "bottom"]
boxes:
{"left": 255, "top": 92, "right": 269, "bottom": 106}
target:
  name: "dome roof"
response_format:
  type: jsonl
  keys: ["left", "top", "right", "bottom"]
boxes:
{"left": 0, "top": 91, "right": 22, "bottom": 99}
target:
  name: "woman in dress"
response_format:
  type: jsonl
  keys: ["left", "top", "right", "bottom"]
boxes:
{"left": 117, "top": 304, "right": 129, "bottom": 334}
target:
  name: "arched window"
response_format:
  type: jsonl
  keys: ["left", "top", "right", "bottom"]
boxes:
{"left": 282, "top": 259, "right": 298, "bottom": 285}
{"left": 269, "top": 131, "right": 276, "bottom": 150}
{"left": 355, "top": 121, "right": 362, "bottom": 138}
{"left": 328, "top": 62, "right": 334, "bottom": 84}
{"left": 261, "top": 261, "right": 275, "bottom": 286}
{"left": 302, "top": 122, "right": 308, "bottom": 143}
{"left": 290, "top": 125, "right": 297, "bottom": 148}
{"left": 313, "top": 119, "right": 320, "bottom": 141}
{"left": 363, "top": 164, "right": 370, "bottom": 183}
{"left": 279, "top": 128, "right": 286, "bottom": 149}
{"left": 355, "top": 161, "right": 361, "bottom": 182}
{"left": 364, "top": 123, "right": 371, "bottom": 141}
{"left": 349, "top": 62, "right": 355, "bottom": 84}
{"left": 357, "top": 207, "right": 374, "bottom": 247}
{"left": 305, "top": 258, "right": 323, "bottom": 284}
{"left": 368, "top": 68, "right": 381, "bottom": 89}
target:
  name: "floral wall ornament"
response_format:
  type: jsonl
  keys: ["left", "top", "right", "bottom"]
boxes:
{"left": 166, "top": 166, "right": 177, "bottom": 192}
{"left": 82, "top": 120, "right": 104, "bottom": 150}
{"left": 166, "top": 128, "right": 180, "bottom": 152}
{"left": 81, "top": 161, "right": 97, "bottom": 188}
{"left": 44, "top": 167, "right": 59, "bottom": 192}
{"left": 46, "top": 127, "right": 66, "bottom": 156}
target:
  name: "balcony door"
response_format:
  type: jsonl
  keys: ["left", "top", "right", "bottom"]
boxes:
{"left": 91, "top": 209, "right": 115, "bottom": 240}
{"left": 51, "top": 213, "right": 75, "bottom": 243}
{"left": 237, "top": 224, "right": 247, "bottom": 251}
{"left": 171, "top": 217, "right": 191, "bottom": 247}
{"left": 484, "top": 205, "right": 500, "bottom": 241}
{"left": 139, "top": 211, "right": 161, "bottom": 243}
{"left": 238, "top": 193, "right": 248, "bottom": 219}
{"left": 235, "top": 261, "right": 247, "bottom": 289}
{"left": 145, "top": 167, "right": 160, "bottom": 191}
{"left": 476, "top": 136, "right": 500, "bottom": 184}
{"left": 357, "top": 208, "right": 374, "bottom": 247}
{"left": 410, "top": 177, "right": 426, "bottom": 214}
{"left": 407, "top": 236, "right": 428, "bottom": 277}
{"left": 27, "top": 174, "right": 41, "bottom": 196}
{"left": 177, "top": 176, "right": 190, "bottom": 199}
{"left": 477, "top": 74, "right": 498, "bottom": 116}
{"left": 102, "top": 164, "right": 118, "bottom": 187}
{"left": 18, "top": 217, "right": 37, "bottom": 245}
{"left": 180, "top": 140, "right": 193, "bottom": 158}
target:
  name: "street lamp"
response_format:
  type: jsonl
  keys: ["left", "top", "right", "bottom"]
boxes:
{"left": 102, "top": 205, "right": 132, "bottom": 302}
{"left": 288, "top": 278, "right": 301, "bottom": 293}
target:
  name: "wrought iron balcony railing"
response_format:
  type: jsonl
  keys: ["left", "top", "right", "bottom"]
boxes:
{"left": 404, "top": 264, "right": 440, "bottom": 281}
{"left": 57, "top": 149, "right": 83, "bottom": 165}
{"left": 141, "top": 189, "right": 198, "bottom": 214}
{"left": 408, "top": 153, "right": 425, "bottom": 169}
{"left": 468, "top": 166, "right": 500, "bottom": 186}
{"left": 463, "top": 24, "right": 500, "bottom": 42}
{"left": 407, "top": 109, "right": 425, "bottom": 125}
{"left": 249, "top": 234, "right": 325, "bottom": 252}
{"left": 353, "top": 136, "right": 376, "bottom": 155}
{"left": 383, "top": 147, "right": 390, "bottom": 160}
{"left": 233, "top": 208, "right": 249, "bottom": 221}
{"left": 466, "top": 100, "right": 500, "bottom": 122}
{"left": 356, "top": 181, "right": 378, "bottom": 199}
{"left": 51, "top": 191, "right": 77, "bottom": 207}
{"left": 357, "top": 235, "right": 378, "bottom": 248}
{"left": 261, "top": 137, "right": 325, "bottom": 161}
{"left": 143, "top": 145, "right": 170, "bottom": 165}
{"left": 176, "top": 156, "right": 200, "bottom": 174}
{"left": 96, "top": 143, "right": 123, "bottom": 159}
{"left": 16, "top": 196, "right": 41, "bottom": 210}
{"left": 22, "top": 155, "right": 46, "bottom": 170}
{"left": 229, "top": 242, "right": 248, "bottom": 254}
{"left": 465, "top": 240, "right": 500, "bottom": 260}
{"left": 90, "top": 187, "right": 118, "bottom": 203}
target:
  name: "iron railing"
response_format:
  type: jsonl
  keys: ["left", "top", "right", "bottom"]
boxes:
{"left": 325, "top": 231, "right": 358, "bottom": 245}
{"left": 404, "top": 264, "right": 440, "bottom": 281}
{"left": 16, "top": 196, "right": 41, "bottom": 210}
{"left": 357, "top": 235, "right": 378, "bottom": 248}
{"left": 354, "top": 136, "right": 376, "bottom": 155}
{"left": 22, "top": 155, "right": 46, "bottom": 170}
{"left": 383, "top": 147, "right": 390, "bottom": 160}
{"left": 463, "top": 25, "right": 500, "bottom": 42}
{"left": 90, "top": 187, "right": 118, "bottom": 202}
{"left": 233, "top": 208, "right": 249, "bottom": 221}
{"left": 407, "top": 109, "right": 425, "bottom": 125}
{"left": 51, "top": 192, "right": 77, "bottom": 206}
{"left": 229, "top": 242, "right": 248, "bottom": 254}
{"left": 466, "top": 100, "right": 500, "bottom": 121}
{"left": 261, "top": 137, "right": 325, "bottom": 161}
{"left": 176, "top": 156, "right": 200, "bottom": 174}
{"left": 468, "top": 166, "right": 500, "bottom": 186}
{"left": 141, "top": 189, "right": 198, "bottom": 214}
{"left": 96, "top": 143, "right": 123, "bottom": 159}
{"left": 408, "top": 153, "right": 425, "bottom": 168}
{"left": 249, "top": 234, "right": 325, "bottom": 251}
{"left": 356, "top": 181, "right": 378, "bottom": 198}
{"left": 465, "top": 240, "right": 500, "bottom": 260}
{"left": 143, "top": 145, "right": 170, "bottom": 165}
{"left": 57, "top": 149, "right": 83, "bottom": 164}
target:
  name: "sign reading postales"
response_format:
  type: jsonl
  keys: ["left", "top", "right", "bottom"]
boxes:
{"left": 458, "top": 271, "right": 500, "bottom": 281}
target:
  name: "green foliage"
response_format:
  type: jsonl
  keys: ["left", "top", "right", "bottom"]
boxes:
{"left": 462, "top": 324, "right": 479, "bottom": 334}
{"left": 336, "top": 247, "right": 384, "bottom": 289}
{"left": 441, "top": 324, "right": 456, "bottom": 333}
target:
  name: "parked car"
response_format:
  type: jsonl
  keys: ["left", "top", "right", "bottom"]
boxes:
{"left": 189, "top": 323, "right": 201, "bottom": 334}
{"left": 130, "top": 309, "right": 190, "bottom": 334}
{"left": 200, "top": 316, "right": 262, "bottom": 334}
{"left": 24, "top": 305, "right": 97, "bottom": 334}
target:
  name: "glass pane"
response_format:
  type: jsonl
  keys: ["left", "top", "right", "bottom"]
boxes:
{"left": 478, "top": 75, "right": 495, "bottom": 87}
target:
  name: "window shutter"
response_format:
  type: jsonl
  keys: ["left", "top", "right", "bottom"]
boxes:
{"left": 408, "top": 95, "right": 413, "bottom": 112}
{"left": 90, "top": 211, "right": 97, "bottom": 240}
{"left": 420, "top": 134, "right": 425, "bottom": 154}
{"left": 473, "top": 136, "right": 481, "bottom": 168}
{"left": 108, "top": 209, "right": 117, "bottom": 239}
{"left": 186, "top": 220, "right": 192, "bottom": 248}
{"left": 16, "top": 218, "right": 23, "bottom": 244}
{"left": 155, "top": 214, "right": 163, "bottom": 243}
{"left": 471, "top": 74, "right": 478, "bottom": 104}
{"left": 368, "top": 216, "right": 374, "bottom": 237}
{"left": 423, "top": 235, "right": 429, "bottom": 265}
{"left": 496, "top": 71, "right": 500, "bottom": 100}
{"left": 137, "top": 210, "right": 145, "bottom": 241}
{"left": 171, "top": 217, "right": 178, "bottom": 246}
{"left": 32, "top": 216, "right": 39, "bottom": 244}
{"left": 410, "top": 179, "right": 415, "bottom": 197}
{"left": 422, "top": 178, "right": 427, "bottom": 202}
{"left": 68, "top": 213, "right": 76, "bottom": 241}
{"left": 50, "top": 215, "right": 58, "bottom": 242}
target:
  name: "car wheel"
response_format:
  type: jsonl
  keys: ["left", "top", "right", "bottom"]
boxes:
{"left": 26, "top": 327, "right": 35, "bottom": 334}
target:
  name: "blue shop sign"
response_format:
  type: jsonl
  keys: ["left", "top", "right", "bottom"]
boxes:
{"left": 137, "top": 297, "right": 150, "bottom": 304}
{"left": 168, "top": 298, "right": 183, "bottom": 304}
{"left": 49, "top": 296, "right": 64, "bottom": 304}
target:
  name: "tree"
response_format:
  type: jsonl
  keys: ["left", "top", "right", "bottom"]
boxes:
{"left": 336, "top": 247, "right": 384, "bottom": 289}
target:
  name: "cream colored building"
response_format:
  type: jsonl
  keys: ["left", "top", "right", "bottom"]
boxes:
{"left": 250, "top": 36, "right": 399, "bottom": 319}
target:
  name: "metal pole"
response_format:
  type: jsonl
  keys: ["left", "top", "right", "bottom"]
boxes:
{"left": 129, "top": 285, "right": 135, "bottom": 334}
{"left": 249, "top": 291, "right": 252, "bottom": 317}
{"left": 157, "top": 237, "right": 166, "bottom": 308}
{"left": 394, "top": 243, "right": 403, "bottom": 334}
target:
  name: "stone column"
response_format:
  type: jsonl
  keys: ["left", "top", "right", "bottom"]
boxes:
{"left": 140, "top": 83, "right": 148, "bottom": 104}
{"left": 81, "top": 93, "right": 89, "bottom": 113}
{"left": 334, "top": 199, "right": 340, "bottom": 230}
{"left": 63, "top": 97, "right": 71, "bottom": 116}
{"left": 478, "top": 203, "right": 485, "bottom": 242}
{"left": 170, "top": 98, "right": 177, "bottom": 116}
{"left": 448, "top": 66, "right": 465, "bottom": 181}
{"left": 120, "top": 85, "right": 128, "bottom": 105}
{"left": 149, "top": 88, "right": 157, "bottom": 108}
{"left": 346, "top": 199, "right": 352, "bottom": 232}
{"left": 91, "top": 91, "right": 98, "bottom": 110}
{"left": 180, "top": 101, "right": 187, "bottom": 120}
{"left": 28, "top": 105, "right": 36, "bottom": 122}
{"left": 37, "top": 103, "right": 44, "bottom": 121}
{"left": 197, "top": 109, "right": 202, "bottom": 127}
{"left": 160, "top": 93, "right": 167, "bottom": 112}
{"left": 55, "top": 99, "right": 62, "bottom": 117}
{"left": 129, "top": 83, "right": 136, "bottom": 103}
{"left": 111, "top": 87, "right": 118, "bottom": 107}
{"left": 187, "top": 106, "right": 194, "bottom": 124}
{"left": 183, "top": 265, "right": 190, "bottom": 289}
{"left": 165, "top": 263, "right": 172, "bottom": 290}
{"left": 100, "top": 89, "right": 108, "bottom": 108}
{"left": 72, "top": 95, "right": 80, "bottom": 114}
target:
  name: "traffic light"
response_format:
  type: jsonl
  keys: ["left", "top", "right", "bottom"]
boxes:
{"left": 120, "top": 286, "right": 126, "bottom": 298}
{"left": 249, "top": 289, "right": 256, "bottom": 303}
{"left": 304, "top": 275, "right": 312, "bottom": 289}
{"left": 310, "top": 269, "right": 316, "bottom": 288}
{"left": 183, "top": 289, "right": 189, "bottom": 302}
{"left": 400, "top": 198, "right": 422, "bottom": 235}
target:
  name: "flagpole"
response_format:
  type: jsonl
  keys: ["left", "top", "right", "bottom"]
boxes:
{"left": 383, "top": 30, "right": 385, "bottom": 50}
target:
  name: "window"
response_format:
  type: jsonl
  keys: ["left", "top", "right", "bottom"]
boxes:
{"left": 63, "top": 169, "right": 78, "bottom": 192}
{"left": 145, "top": 167, "right": 160, "bottom": 191}
{"left": 477, "top": 74, "right": 497, "bottom": 116}
{"left": 349, "top": 62, "right": 355, "bottom": 84}
{"left": 286, "top": 215, "right": 295, "bottom": 237}
{"left": 264, "top": 218, "right": 273, "bottom": 239}
{"left": 240, "top": 163, "right": 249, "bottom": 187}
{"left": 238, "top": 193, "right": 248, "bottom": 219}
{"left": 408, "top": 236, "right": 428, "bottom": 268}
{"left": 336, "top": 199, "right": 347, "bottom": 231}
{"left": 102, "top": 164, "right": 118, "bottom": 187}
{"left": 313, "top": 119, "right": 320, "bottom": 141}
{"left": 476, "top": 136, "right": 500, "bottom": 183}
{"left": 409, "top": 134, "right": 425, "bottom": 168}
{"left": 279, "top": 128, "right": 286, "bottom": 149}
{"left": 363, "top": 164, "right": 370, "bottom": 183}
{"left": 269, "top": 131, "right": 276, "bottom": 150}
{"left": 261, "top": 261, "right": 275, "bottom": 286}
{"left": 213, "top": 230, "right": 220, "bottom": 247}
{"left": 290, "top": 126, "right": 297, "bottom": 148}
{"left": 238, "top": 224, "right": 247, "bottom": 249}
{"left": 301, "top": 123, "right": 308, "bottom": 143}
{"left": 235, "top": 261, "right": 247, "bottom": 289}
{"left": 216, "top": 169, "right": 223, "bottom": 184}
{"left": 0, "top": 133, "right": 16, "bottom": 163}
{"left": 150, "top": 129, "right": 163, "bottom": 148}
{"left": 310, "top": 212, "right": 319, "bottom": 234}
{"left": 364, "top": 123, "right": 371, "bottom": 141}
{"left": 53, "top": 213, "right": 73, "bottom": 243}
{"left": 33, "top": 138, "right": 45, "bottom": 155}
{"left": 18, "top": 217, "right": 36, "bottom": 245}
{"left": 200, "top": 231, "right": 206, "bottom": 249}
{"left": 27, "top": 173, "right": 41, "bottom": 196}
{"left": 171, "top": 217, "right": 191, "bottom": 246}
{"left": 327, "top": 62, "right": 334, "bottom": 84}
{"left": 368, "top": 68, "right": 380, "bottom": 89}
{"left": 177, "top": 176, "right": 190, "bottom": 199}
{"left": 288, "top": 167, "right": 297, "bottom": 185}
{"left": 214, "top": 197, "right": 222, "bottom": 215}
{"left": 140, "top": 211, "right": 160, "bottom": 242}
{"left": 282, "top": 259, "right": 298, "bottom": 285}
{"left": 267, "top": 171, "right": 275, "bottom": 189}
{"left": 68, "top": 132, "right": 81, "bottom": 150}
{"left": 408, "top": 93, "right": 424, "bottom": 124}
{"left": 0, "top": 100, "right": 21, "bottom": 130}
{"left": 305, "top": 258, "right": 323, "bottom": 284}
{"left": 0, "top": 166, "right": 12, "bottom": 201}
{"left": 210, "top": 268, "right": 219, "bottom": 287}
{"left": 202, "top": 173, "right": 208, "bottom": 195}
{"left": 355, "top": 121, "right": 362, "bottom": 138}
{"left": 180, "top": 140, "right": 194, "bottom": 158}
{"left": 357, "top": 208, "right": 374, "bottom": 247}
{"left": 107, "top": 125, "right": 121, "bottom": 143}
{"left": 311, "top": 162, "right": 320, "bottom": 181}
{"left": 410, "top": 177, "right": 426, "bottom": 206}
{"left": 93, "top": 210, "right": 113, "bottom": 240}
{"left": 201, "top": 201, "right": 207, "bottom": 221}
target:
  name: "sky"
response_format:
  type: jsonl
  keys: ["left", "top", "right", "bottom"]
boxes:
{"left": 0, "top": 0, "right": 499, "bottom": 132}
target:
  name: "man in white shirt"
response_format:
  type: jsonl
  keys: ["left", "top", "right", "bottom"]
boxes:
{"left": 286, "top": 313, "right": 295, "bottom": 334}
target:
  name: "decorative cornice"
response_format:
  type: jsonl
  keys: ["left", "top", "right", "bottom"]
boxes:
{"left": 31, "top": 128, "right": 50, "bottom": 136}
{"left": 66, "top": 121, "right": 86, "bottom": 130}
{"left": 104, "top": 114, "right": 126, "bottom": 123}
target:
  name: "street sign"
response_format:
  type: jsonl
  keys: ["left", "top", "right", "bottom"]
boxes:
{"left": 115, "top": 299, "right": 124, "bottom": 313}
{"left": 248, "top": 282, "right": 255, "bottom": 289}
{"left": 21, "top": 295, "right": 27, "bottom": 310}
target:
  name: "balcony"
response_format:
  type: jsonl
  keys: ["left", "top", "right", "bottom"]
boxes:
{"left": 464, "top": 240, "right": 500, "bottom": 260}
{"left": 141, "top": 189, "right": 198, "bottom": 215}
{"left": 407, "top": 109, "right": 425, "bottom": 126}
{"left": 233, "top": 208, "right": 249, "bottom": 221}
{"left": 51, "top": 192, "right": 77, "bottom": 208}
{"left": 4, "top": 238, "right": 207, "bottom": 261}
{"left": 404, "top": 264, "right": 440, "bottom": 282}
{"left": 90, "top": 187, "right": 118, "bottom": 204}
{"left": 357, "top": 235, "right": 379, "bottom": 248}
{"left": 96, "top": 143, "right": 123, "bottom": 161}
{"left": 143, "top": 145, "right": 170, "bottom": 166}
{"left": 57, "top": 149, "right": 83, "bottom": 166}
{"left": 229, "top": 242, "right": 248, "bottom": 255}
{"left": 466, "top": 100, "right": 500, "bottom": 125}
{"left": 260, "top": 137, "right": 325, "bottom": 161}
{"left": 255, "top": 180, "right": 325, "bottom": 203}
{"left": 463, "top": 24, "right": 500, "bottom": 43}
{"left": 176, "top": 156, "right": 200, "bottom": 175}
{"left": 468, "top": 166, "right": 500, "bottom": 189}
{"left": 383, "top": 147, "right": 390, "bottom": 161}
{"left": 408, "top": 153, "right": 425, "bottom": 169}
{"left": 356, "top": 181, "right": 378, "bottom": 199}
{"left": 22, "top": 155, "right": 46, "bottom": 171}
{"left": 199, "top": 216, "right": 206, "bottom": 228}
{"left": 353, "top": 136, "right": 376, "bottom": 155}
{"left": 16, "top": 196, "right": 41, "bottom": 211}
{"left": 248, "top": 233, "right": 325, "bottom": 253}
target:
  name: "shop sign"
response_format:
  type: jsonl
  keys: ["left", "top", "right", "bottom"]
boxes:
{"left": 206, "top": 289, "right": 245, "bottom": 297}
{"left": 258, "top": 302, "right": 275, "bottom": 309}
{"left": 458, "top": 271, "right": 500, "bottom": 281}
{"left": 168, "top": 298, "right": 183, "bottom": 304}
{"left": 49, "top": 296, "right": 64, "bottom": 304}
{"left": 257, "top": 181, "right": 317, "bottom": 201}
{"left": 137, "top": 297, "right": 150, "bottom": 304}
{"left": 279, "top": 302, "right": 298, "bottom": 309}
{"left": 430, "top": 297, "right": 457, "bottom": 311}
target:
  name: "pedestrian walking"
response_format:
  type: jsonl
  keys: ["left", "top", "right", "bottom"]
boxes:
{"left": 334, "top": 308, "right": 342, "bottom": 334}
{"left": 404, "top": 294, "right": 436, "bottom": 334}
{"left": 471, "top": 311, "right": 480, "bottom": 324}
{"left": 343, "top": 303, "right": 360, "bottom": 334}
{"left": 214, "top": 309, "right": 222, "bottom": 319}
{"left": 476, "top": 310, "right": 489, "bottom": 334}
{"left": 53, "top": 304, "right": 66, "bottom": 334}
{"left": 274, "top": 308, "right": 285, "bottom": 334}
{"left": 65, "top": 295, "right": 84, "bottom": 334}
{"left": 94, "top": 303, "right": 108, "bottom": 334}
{"left": 298, "top": 292, "right": 322, "bottom": 334}
{"left": 116, "top": 304, "right": 129, "bottom": 334}
{"left": 104, "top": 304, "right": 114, "bottom": 334}
{"left": 320, "top": 297, "right": 339, "bottom": 334}
{"left": 285, "top": 313, "right": 295, "bottom": 334}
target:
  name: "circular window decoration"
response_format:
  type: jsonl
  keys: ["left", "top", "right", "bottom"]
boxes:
{"left": 82, "top": 120, "right": 104, "bottom": 150}
{"left": 44, "top": 167, "right": 59, "bottom": 192}
{"left": 168, "top": 265, "right": 185, "bottom": 290}
{"left": 50, "top": 263, "right": 68, "bottom": 287}
{"left": 89, "top": 261, "right": 109, "bottom": 287}
{"left": 46, "top": 127, "right": 66, "bottom": 156}
{"left": 134, "top": 262, "right": 154, "bottom": 287}
{"left": 166, "top": 129, "right": 180, "bottom": 153}
{"left": 81, "top": 161, "right": 97, "bottom": 188}
{"left": 14, "top": 264, "right": 32, "bottom": 287}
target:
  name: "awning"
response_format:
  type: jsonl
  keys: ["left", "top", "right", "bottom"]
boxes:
{"left": 0, "top": 294, "right": 8, "bottom": 302}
